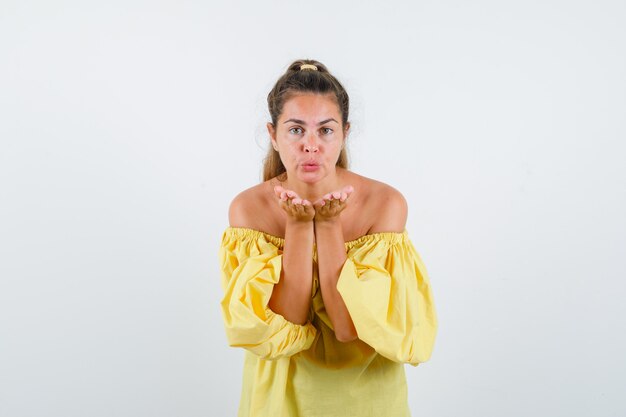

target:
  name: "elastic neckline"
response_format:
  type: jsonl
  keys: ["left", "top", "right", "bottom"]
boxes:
{"left": 224, "top": 226, "right": 408, "bottom": 249}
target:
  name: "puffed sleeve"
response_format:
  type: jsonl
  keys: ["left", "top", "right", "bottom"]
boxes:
{"left": 336, "top": 232, "right": 438, "bottom": 366}
{"left": 218, "top": 228, "right": 317, "bottom": 360}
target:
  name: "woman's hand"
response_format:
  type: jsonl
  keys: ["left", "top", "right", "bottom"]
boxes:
{"left": 313, "top": 185, "right": 354, "bottom": 223}
{"left": 274, "top": 185, "right": 316, "bottom": 223}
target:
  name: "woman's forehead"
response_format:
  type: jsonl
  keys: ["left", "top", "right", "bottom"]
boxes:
{"left": 281, "top": 93, "right": 341, "bottom": 122}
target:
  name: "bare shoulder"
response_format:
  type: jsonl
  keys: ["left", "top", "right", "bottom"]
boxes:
{"left": 357, "top": 175, "right": 408, "bottom": 234}
{"left": 228, "top": 181, "right": 274, "bottom": 229}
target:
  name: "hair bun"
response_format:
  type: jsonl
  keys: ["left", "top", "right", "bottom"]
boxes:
{"left": 287, "top": 60, "right": 328, "bottom": 73}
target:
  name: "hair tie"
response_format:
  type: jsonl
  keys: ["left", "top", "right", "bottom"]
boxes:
{"left": 299, "top": 64, "right": 318, "bottom": 71}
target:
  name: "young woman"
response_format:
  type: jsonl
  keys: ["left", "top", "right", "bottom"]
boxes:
{"left": 218, "top": 59, "right": 438, "bottom": 417}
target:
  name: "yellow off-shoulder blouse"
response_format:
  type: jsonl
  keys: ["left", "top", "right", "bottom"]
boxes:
{"left": 218, "top": 227, "right": 438, "bottom": 417}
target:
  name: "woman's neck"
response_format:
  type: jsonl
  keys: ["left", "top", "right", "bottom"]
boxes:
{"left": 280, "top": 168, "right": 346, "bottom": 203}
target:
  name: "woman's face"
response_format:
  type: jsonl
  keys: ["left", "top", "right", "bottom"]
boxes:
{"left": 267, "top": 92, "right": 349, "bottom": 184}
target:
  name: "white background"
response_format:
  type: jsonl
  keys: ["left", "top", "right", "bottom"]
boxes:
{"left": 1, "top": 1, "right": 625, "bottom": 416}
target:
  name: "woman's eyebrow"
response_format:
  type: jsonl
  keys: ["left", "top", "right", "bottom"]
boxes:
{"left": 283, "top": 118, "right": 338, "bottom": 125}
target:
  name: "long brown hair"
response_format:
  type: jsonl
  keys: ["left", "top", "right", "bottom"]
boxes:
{"left": 262, "top": 59, "right": 350, "bottom": 182}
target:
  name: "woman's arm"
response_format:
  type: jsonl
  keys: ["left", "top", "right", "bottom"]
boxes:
{"left": 314, "top": 186, "right": 408, "bottom": 343}
{"left": 314, "top": 219, "right": 358, "bottom": 342}
{"left": 268, "top": 219, "right": 314, "bottom": 325}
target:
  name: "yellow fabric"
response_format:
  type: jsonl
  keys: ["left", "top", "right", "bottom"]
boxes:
{"left": 219, "top": 227, "right": 438, "bottom": 417}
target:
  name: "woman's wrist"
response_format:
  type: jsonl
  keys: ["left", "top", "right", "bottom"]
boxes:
{"left": 314, "top": 217, "right": 341, "bottom": 228}
{"left": 286, "top": 218, "right": 314, "bottom": 228}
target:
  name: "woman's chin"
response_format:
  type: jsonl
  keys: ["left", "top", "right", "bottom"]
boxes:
{"left": 297, "top": 170, "right": 324, "bottom": 183}
{"left": 285, "top": 165, "right": 333, "bottom": 184}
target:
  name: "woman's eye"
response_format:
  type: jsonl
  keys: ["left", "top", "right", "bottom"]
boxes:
{"left": 289, "top": 127, "right": 302, "bottom": 134}
{"left": 322, "top": 127, "right": 333, "bottom": 134}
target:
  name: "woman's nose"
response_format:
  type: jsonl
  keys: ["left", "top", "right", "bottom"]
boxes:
{"left": 304, "top": 143, "right": 319, "bottom": 153}
{"left": 303, "top": 134, "right": 319, "bottom": 153}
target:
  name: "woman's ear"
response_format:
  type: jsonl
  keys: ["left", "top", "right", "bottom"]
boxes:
{"left": 267, "top": 122, "right": 276, "bottom": 139}
{"left": 267, "top": 122, "right": 278, "bottom": 151}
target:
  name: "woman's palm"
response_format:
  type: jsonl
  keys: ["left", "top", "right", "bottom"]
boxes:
{"left": 273, "top": 185, "right": 316, "bottom": 222}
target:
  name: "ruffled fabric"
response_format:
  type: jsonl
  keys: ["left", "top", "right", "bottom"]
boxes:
{"left": 337, "top": 231, "right": 438, "bottom": 366}
{"left": 218, "top": 226, "right": 438, "bottom": 416}
{"left": 219, "top": 228, "right": 317, "bottom": 360}
{"left": 219, "top": 227, "right": 437, "bottom": 365}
